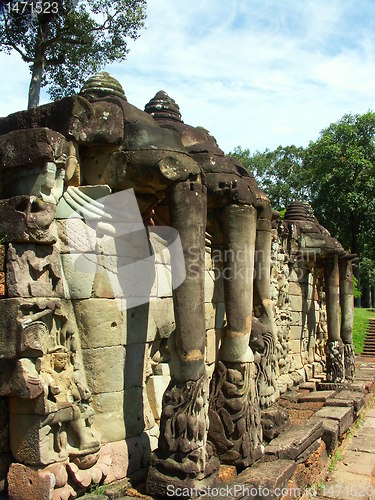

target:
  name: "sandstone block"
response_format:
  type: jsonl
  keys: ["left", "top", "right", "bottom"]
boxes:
{"left": 73, "top": 299, "right": 125, "bottom": 348}
{"left": 0, "top": 127, "right": 66, "bottom": 170}
{"left": 82, "top": 346, "right": 125, "bottom": 394}
{"left": 146, "top": 375, "right": 170, "bottom": 421}
{"left": 236, "top": 458, "right": 297, "bottom": 494}
{"left": 7, "top": 462, "right": 55, "bottom": 500}
{"left": 265, "top": 419, "right": 323, "bottom": 460}
{"left": 313, "top": 406, "right": 354, "bottom": 436}
{"left": 91, "top": 388, "right": 144, "bottom": 442}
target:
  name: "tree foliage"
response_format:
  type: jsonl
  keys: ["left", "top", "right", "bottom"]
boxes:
{"left": 232, "top": 111, "right": 375, "bottom": 305}
{"left": 230, "top": 145, "right": 307, "bottom": 210}
{"left": 304, "top": 112, "right": 375, "bottom": 263}
{"left": 0, "top": 0, "right": 147, "bottom": 107}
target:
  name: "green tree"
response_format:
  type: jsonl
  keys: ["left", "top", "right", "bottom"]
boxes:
{"left": 230, "top": 145, "right": 307, "bottom": 210}
{"left": 0, "top": 0, "right": 146, "bottom": 108}
{"left": 304, "top": 112, "right": 375, "bottom": 305}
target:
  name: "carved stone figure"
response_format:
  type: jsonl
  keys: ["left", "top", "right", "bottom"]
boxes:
{"left": 144, "top": 91, "right": 279, "bottom": 468}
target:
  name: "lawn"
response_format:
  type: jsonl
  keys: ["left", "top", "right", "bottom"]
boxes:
{"left": 352, "top": 307, "right": 375, "bottom": 354}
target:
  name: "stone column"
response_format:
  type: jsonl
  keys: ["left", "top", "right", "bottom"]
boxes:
{"left": 147, "top": 179, "right": 219, "bottom": 497}
{"left": 209, "top": 204, "right": 263, "bottom": 468}
{"left": 323, "top": 255, "right": 345, "bottom": 382}
{"left": 340, "top": 257, "right": 355, "bottom": 382}
{"left": 253, "top": 207, "right": 276, "bottom": 337}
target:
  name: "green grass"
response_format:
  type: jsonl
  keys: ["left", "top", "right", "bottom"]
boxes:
{"left": 353, "top": 307, "right": 375, "bottom": 354}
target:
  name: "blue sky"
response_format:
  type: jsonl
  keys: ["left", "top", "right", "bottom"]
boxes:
{"left": 1, "top": 0, "right": 375, "bottom": 153}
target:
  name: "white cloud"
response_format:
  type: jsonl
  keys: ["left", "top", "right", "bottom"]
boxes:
{"left": 2, "top": 0, "right": 375, "bottom": 152}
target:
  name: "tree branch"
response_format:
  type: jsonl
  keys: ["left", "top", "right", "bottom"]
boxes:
{"left": 0, "top": 5, "right": 33, "bottom": 62}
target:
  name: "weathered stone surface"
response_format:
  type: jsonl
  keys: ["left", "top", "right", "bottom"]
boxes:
{"left": 6, "top": 243, "right": 64, "bottom": 297}
{"left": 0, "top": 196, "right": 56, "bottom": 244}
{"left": 298, "top": 390, "right": 336, "bottom": 403}
{"left": 348, "top": 427, "right": 375, "bottom": 453}
{"left": 73, "top": 299, "right": 125, "bottom": 348}
{"left": 60, "top": 253, "right": 97, "bottom": 299}
{"left": 7, "top": 462, "right": 55, "bottom": 499}
{"left": 0, "top": 127, "right": 66, "bottom": 170}
{"left": 102, "top": 437, "right": 143, "bottom": 484}
{"left": 146, "top": 375, "right": 170, "bottom": 421}
{"left": 312, "top": 406, "right": 353, "bottom": 436}
{"left": 91, "top": 388, "right": 144, "bottom": 442}
{"left": 265, "top": 419, "right": 323, "bottom": 460}
{"left": 318, "top": 418, "right": 339, "bottom": 454}
{"left": 82, "top": 346, "right": 125, "bottom": 394}
{"left": 0, "top": 96, "right": 124, "bottom": 144}
{"left": 324, "top": 390, "right": 366, "bottom": 414}
{"left": 236, "top": 459, "right": 297, "bottom": 497}
{"left": 295, "top": 438, "right": 322, "bottom": 464}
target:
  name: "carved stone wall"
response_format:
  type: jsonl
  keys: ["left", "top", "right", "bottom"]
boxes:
{"left": 0, "top": 78, "right": 352, "bottom": 498}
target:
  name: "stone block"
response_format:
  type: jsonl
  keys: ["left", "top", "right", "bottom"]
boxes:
{"left": 146, "top": 375, "right": 170, "bottom": 421}
{"left": 205, "top": 328, "right": 222, "bottom": 364}
{"left": 215, "top": 302, "right": 226, "bottom": 328}
{"left": 6, "top": 243, "right": 64, "bottom": 298}
{"left": 125, "top": 298, "right": 175, "bottom": 345}
{"left": 290, "top": 311, "right": 302, "bottom": 326}
{"left": 0, "top": 127, "right": 66, "bottom": 169}
{"left": 319, "top": 417, "right": 339, "bottom": 453}
{"left": 205, "top": 270, "right": 215, "bottom": 302}
{"left": 124, "top": 343, "right": 148, "bottom": 388}
{"left": 7, "top": 462, "right": 55, "bottom": 500}
{"left": 102, "top": 436, "right": 143, "bottom": 484}
{"left": 9, "top": 413, "right": 64, "bottom": 465}
{"left": 299, "top": 381, "right": 316, "bottom": 391}
{"left": 265, "top": 419, "right": 323, "bottom": 460}
{"left": 236, "top": 459, "right": 297, "bottom": 495}
{"left": 0, "top": 299, "right": 19, "bottom": 359}
{"left": 288, "top": 282, "right": 303, "bottom": 296}
{"left": 325, "top": 390, "right": 366, "bottom": 414}
{"left": 290, "top": 339, "right": 302, "bottom": 354}
{"left": 91, "top": 387, "right": 144, "bottom": 442}
{"left": 312, "top": 406, "right": 353, "bottom": 436}
{"left": 295, "top": 438, "right": 321, "bottom": 464}
{"left": 61, "top": 253, "right": 100, "bottom": 299}
{"left": 298, "top": 390, "right": 336, "bottom": 403}
{"left": 73, "top": 299, "right": 125, "bottom": 348}
{"left": 205, "top": 302, "right": 216, "bottom": 330}
{"left": 289, "top": 325, "right": 303, "bottom": 341}
{"left": 153, "top": 263, "right": 172, "bottom": 298}
{"left": 0, "top": 298, "right": 75, "bottom": 360}
{"left": 82, "top": 346, "right": 125, "bottom": 394}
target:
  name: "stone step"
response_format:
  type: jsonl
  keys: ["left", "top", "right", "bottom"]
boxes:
{"left": 311, "top": 406, "right": 354, "bottom": 437}
{"left": 265, "top": 419, "right": 323, "bottom": 460}
{"left": 298, "top": 390, "right": 336, "bottom": 403}
{"left": 324, "top": 390, "right": 366, "bottom": 414}
{"left": 233, "top": 459, "right": 297, "bottom": 500}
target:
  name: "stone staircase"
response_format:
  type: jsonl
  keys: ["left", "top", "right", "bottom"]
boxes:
{"left": 362, "top": 317, "right": 375, "bottom": 356}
